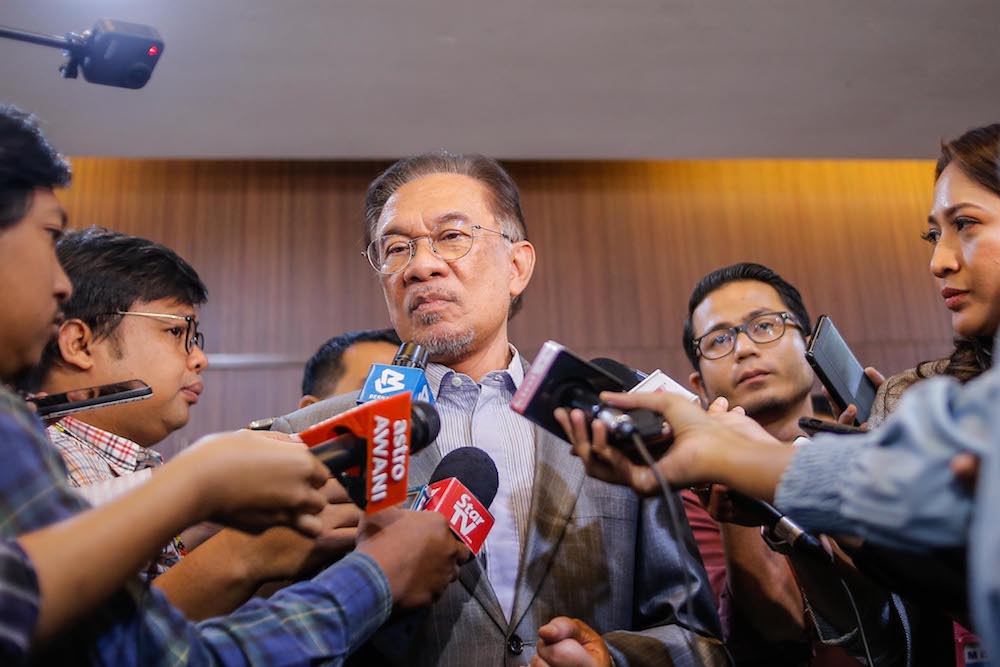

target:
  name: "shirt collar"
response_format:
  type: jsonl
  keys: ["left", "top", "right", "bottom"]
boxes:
{"left": 425, "top": 344, "right": 524, "bottom": 398}
{"left": 57, "top": 415, "right": 162, "bottom": 475}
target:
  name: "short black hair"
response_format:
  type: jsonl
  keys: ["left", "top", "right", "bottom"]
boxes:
{"left": 0, "top": 105, "right": 71, "bottom": 230}
{"left": 32, "top": 227, "right": 208, "bottom": 383}
{"left": 682, "top": 262, "right": 811, "bottom": 370}
{"left": 301, "top": 328, "right": 402, "bottom": 397}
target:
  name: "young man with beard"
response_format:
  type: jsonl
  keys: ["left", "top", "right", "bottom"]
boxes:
{"left": 679, "top": 263, "right": 865, "bottom": 665}
{"left": 272, "top": 152, "right": 728, "bottom": 667}
{"left": 545, "top": 264, "right": 911, "bottom": 667}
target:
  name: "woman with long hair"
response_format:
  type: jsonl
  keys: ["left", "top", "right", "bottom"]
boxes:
{"left": 866, "top": 123, "right": 1000, "bottom": 427}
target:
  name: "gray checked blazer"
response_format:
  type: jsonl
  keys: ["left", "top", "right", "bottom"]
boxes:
{"left": 271, "top": 359, "right": 730, "bottom": 667}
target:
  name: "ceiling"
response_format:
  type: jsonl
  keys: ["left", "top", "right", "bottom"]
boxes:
{"left": 2, "top": 1, "right": 998, "bottom": 160}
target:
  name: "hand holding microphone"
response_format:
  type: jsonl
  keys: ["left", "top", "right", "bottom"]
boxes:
{"left": 172, "top": 430, "right": 331, "bottom": 536}
{"left": 297, "top": 392, "right": 440, "bottom": 511}
{"left": 357, "top": 508, "right": 470, "bottom": 609}
{"left": 557, "top": 390, "right": 791, "bottom": 501}
{"left": 354, "top": 448, "right": 498, "bottom": 610}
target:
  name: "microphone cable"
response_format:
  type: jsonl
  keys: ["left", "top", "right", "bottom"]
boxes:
{"left": 628, "top": 431, "right": 876, "bottom": 667}
{"left": 629, "top": 431, "right": 703, "bottom": 664}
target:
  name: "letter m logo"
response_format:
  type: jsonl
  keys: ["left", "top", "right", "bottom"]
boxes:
{"left": 374, "top": 368, "right": 405, "bottom": 393}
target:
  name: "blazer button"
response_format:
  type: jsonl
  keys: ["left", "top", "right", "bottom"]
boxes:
{"left": 507, "top": 634, "right": 524, "bottom": 655}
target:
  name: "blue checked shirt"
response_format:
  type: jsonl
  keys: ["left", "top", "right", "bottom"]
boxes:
{"left": 0, "top": 386, "right": 393, "bottom": 666}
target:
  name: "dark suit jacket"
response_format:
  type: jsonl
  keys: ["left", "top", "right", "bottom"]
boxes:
{"left": 272, "top": 360, "right": 729, "bottom": 667}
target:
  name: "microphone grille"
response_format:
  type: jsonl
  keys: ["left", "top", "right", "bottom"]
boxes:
{"left": 429, "top": 447, "right": 499, "bottom": 508}
{"left": 393, "top": 342, "right": 430, "bottom": 369}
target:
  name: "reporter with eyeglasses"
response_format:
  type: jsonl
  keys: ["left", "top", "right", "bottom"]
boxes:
{"left": 547, "top": 264, "right": 926, "bottom": 667}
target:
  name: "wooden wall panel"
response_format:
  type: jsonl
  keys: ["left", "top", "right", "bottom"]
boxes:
{"left": 59, "top": 158, "right": 950, "bottom": 457}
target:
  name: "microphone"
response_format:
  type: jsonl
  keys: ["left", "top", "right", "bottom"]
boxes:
{"left": 358, "top": 341, "right": 435, "bottom": 405}
{"left": 595, "top": 356, "right": 830, "bottom": 562}
{"left": 591, "top": 357, "right": 700, "bottom": 403}
{"left": 298, "top": 392, "right": 440, "bottom": 512}
{"left": 512, "top": 341, "right": 672, "bottom": 463}
{"left": 358, "top": 447, "right": 500, "bottom": 662}
{"left": 590, "top": 358, "right": 646, "bottom": 388}
{"left": 414, "top": 447, "right": 498, "bottom": 555}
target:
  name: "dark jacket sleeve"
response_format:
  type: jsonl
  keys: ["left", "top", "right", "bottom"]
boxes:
{"left": 603, "top": 490, "right": 731, "bottom": 667}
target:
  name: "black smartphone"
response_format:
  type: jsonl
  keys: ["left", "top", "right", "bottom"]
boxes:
{"left": 805, "top": 315, "right": 876, "bottom": 424}
{"left": 27, "top": 380, "right": 153, "bottom": 419}
{"left": 798, "top": 416, "right": 866, "bottom": 436}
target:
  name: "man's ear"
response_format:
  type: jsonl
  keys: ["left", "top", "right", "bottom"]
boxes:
{"left": 688, "top": 371, "right": 710, "bottom": 408}
{"left": 298, "top": 395, "right": 319, "bottom": 410}
{"left": 56, "top": 319, "right": 96, "bottom": 372}
{"left": 508, "top": 240, "right": 536, "bottom": 301}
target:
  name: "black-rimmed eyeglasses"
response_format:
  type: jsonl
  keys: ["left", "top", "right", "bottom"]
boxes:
{"left": 692, "top": 311, "right": 800, "bottom": 360}
{"left": 114, "top": 310, "right": 205, "bottom": 353}
{"left": 363, "top": 219, "right": 511, "bottom": 275}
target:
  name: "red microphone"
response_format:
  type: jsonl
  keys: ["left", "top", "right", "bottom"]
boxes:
{"left": 414, "top": 447, "right": 499, "bottom": 555}
{"left": 298, "top": 392, "right": 440, "bottom": 513}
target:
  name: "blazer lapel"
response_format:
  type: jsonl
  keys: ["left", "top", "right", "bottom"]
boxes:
{"left": 408, "top": 441, "right": 442, "bottom": 489}
{"left": 508, "top": 424, "right": 586, "bottom": 630}
{"left": 458, "top": 555, "right": 507, "bottom": 630}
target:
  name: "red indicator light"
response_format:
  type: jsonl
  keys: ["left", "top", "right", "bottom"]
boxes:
{"left": 148, "top": 45, "right": 159, "bottom": 56}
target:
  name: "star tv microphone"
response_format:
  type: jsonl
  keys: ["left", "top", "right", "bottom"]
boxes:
{"left": 362, "top": 447, "right": 499, "bottom": 662}
{"left": 298, "top": 392, "right": 440, "bottom": 513}
{"left": 511, "top": 341, "right": 672, "bottom": 463}
{"left": 413, "top": 447, "right": 499, "bottom": 555}
{"left": 358, "top": 342, "right": 435, "bottom": 405}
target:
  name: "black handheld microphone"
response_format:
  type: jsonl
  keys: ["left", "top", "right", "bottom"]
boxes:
{"left": 590, "top": 357, "right": 646, "bottom": 388}
{"left": 593, "top": 357, "right": 830, "bottom": 562}
{"left": 358, "top": 342, "right": 435, "bottom": 404}
{"left": 302, "top": 399, "right": 441, "bottom": 509}
{"left": 392, "top": 342, "right": 431, "bottom": 369}
{"left": 427, "top": 447, "right": 500, "bottom": 508}
{"left": 512, "top": 341, "right": 672, "bottom": 463}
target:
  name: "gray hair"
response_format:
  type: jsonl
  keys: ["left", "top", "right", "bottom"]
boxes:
{"left": 364, "top": 151, "right": 529, "bottom": 317}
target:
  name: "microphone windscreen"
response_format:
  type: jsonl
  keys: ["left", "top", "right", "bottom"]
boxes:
{"left": 429, "top": 446, "right": 499, "bottom": 509}
{"left": 590, "top": 357, "right": 645, "bottom": 390}
{"left": 410, "top": 401, "right": 440, "bottom": 453}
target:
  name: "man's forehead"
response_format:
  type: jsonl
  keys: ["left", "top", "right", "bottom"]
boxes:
{"left": 28, "top": 188, "right": 68, "bottom": 227}
{"left": 693, "top": 281, "right": 788, "bottom": 330}
{"left": 375, "top": 173, "right": 492, "bottom": 236}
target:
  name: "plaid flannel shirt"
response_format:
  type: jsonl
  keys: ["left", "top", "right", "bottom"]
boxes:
{"left": 48, "top": 417, "right": 183, "bottom": 576}
{"left": 0, "top": 387, "right": 392, "bottom": 666}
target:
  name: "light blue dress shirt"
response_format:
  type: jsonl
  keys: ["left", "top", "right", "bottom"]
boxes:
{"left": 424, "top": 347, "right": 536, "bottom": 622}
